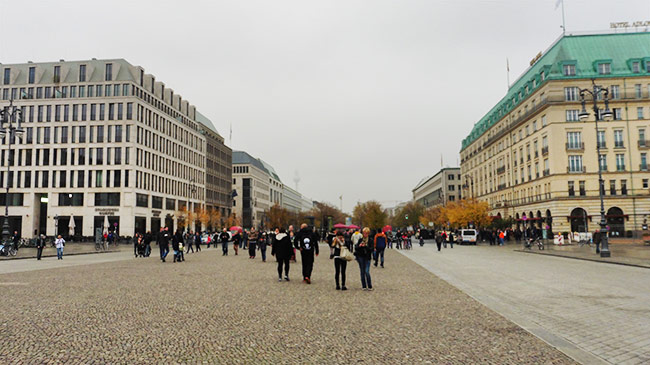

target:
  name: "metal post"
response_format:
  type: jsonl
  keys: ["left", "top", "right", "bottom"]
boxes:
{"left": 591, "top": 83, "right": 611, "bottom": 257}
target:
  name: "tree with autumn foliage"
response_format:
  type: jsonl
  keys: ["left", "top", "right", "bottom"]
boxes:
{"left": 419, "top": 206, "right": 443, "bottom": 228}
{"left": 266, "top": 204, "right": 291, "bottom": 228}
{"left": 225, "top": 213, "right": 241, "bottom": 228}
{"left": 440, "top": 198, "right": 491, "bottom": 229}
{"left": 208, "top": 207, "right": 222, "bottom": 230}
{"left": 353, "top": 201, "right": 387, "bottom": 229}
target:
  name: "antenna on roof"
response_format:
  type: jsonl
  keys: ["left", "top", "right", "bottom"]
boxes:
{"left": 506, "top": 58, "right": 510, "bottom": 90}
{"left": 294, "top": 170, "right": 301, "bottom": 191}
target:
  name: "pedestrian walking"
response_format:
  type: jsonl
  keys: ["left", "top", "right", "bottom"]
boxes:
{"left": 242, "top": 229, "right": 248, "bottom": 250}
{"left": 220, "top": 228, "right": 230, "bottom": 256}
{"left": 354, "top": 228, "right": 373, "bottom": 291}
{"left": 232, "top": 231, "right": 240, "bottom": 256}
{"left": 259, "top": 230, "right": 269, "bottom": 262}
{"left": 331, "top": 231, "right": 350, "bottom": 290}
{"left": 272, "top": 227, "right": 292, "bottom": 281}
{"left": 36, "top": 234, "right": 46, "bottom": 260}
{"left": 172, "top": 229, "right": 184, "bottom": 263}
{"left": 186, "top": 231, "right": 194, "bottom": 253}
{"left": 248, "top": 228, "right": 258, "bottom": 258}
{"left": 144, "top": 231, "right": 152, "bottom": 257}
{"left": 158, "top": 227, "right": 170, "bottom": 262}
{"left": 435, "top": 232, "right": 443, "bottom": 251}
{"left": 194, "top": 232, "right": 202, "bottom": 252}
{"left": 295, "top": 223, "right": 319, "bottom": 284}
{"left": 55, "top": 234, "right": 65, "bottom": 260}
{"left": 373, "top": 230, "right": 387, "bottom": 268}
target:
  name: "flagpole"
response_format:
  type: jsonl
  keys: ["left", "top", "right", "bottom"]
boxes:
{"left": 506, "top": 58, "right": 510, "bottom": 90}
{"left": 560, "top": 0, "right": 566, "bottom": 34}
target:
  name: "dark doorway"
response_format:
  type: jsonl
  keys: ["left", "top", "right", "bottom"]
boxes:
{"left": 570, "top": 208, "right": 588, "bottom": 232}
{"left": 606, "top": 207, "right": 625, "bottom": 237}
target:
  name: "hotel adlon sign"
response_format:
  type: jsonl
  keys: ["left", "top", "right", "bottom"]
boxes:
{"left": 610, "top": 21, "right": 650, "bottom": 29}
{"left": 95, "top": 208, "right": 119, "bottom": 216}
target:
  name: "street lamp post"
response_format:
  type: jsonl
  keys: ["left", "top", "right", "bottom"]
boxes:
{"left": 0, "top": 99, "right": 24, "bottom": 247}
{"left": 188, "top": 178, "right": 197, "bottom": 231}
{"left": 578, "top": 79, "right": 613, "bottom": 258}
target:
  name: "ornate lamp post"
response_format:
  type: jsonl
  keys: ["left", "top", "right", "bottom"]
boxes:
{"left": 0, "top": 99, "right": 24, "bottom": 246}
{"left": 578, "top": 79, "right": 613, "bottom": 257}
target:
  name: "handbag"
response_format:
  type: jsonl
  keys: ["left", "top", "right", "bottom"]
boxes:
{"left": 339, "top": 245, "right": 354, "bottom": 261}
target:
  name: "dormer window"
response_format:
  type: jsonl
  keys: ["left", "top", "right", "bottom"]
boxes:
{"left": 598, "top": 63, "right": 611, "bottom": 75}
{"left": 105, "top": 63, "right": 113, "bottom": 81}
{"left": 540, "top": 70, "right": 545, "bottom": 81}
{"left": 632, "top": 61, "right": 641, "bottom": 73}
{"left": 563, "top": 64, "right": 576, "bottom": 76}
{"left": 646, "top": 61, "right": 650, "bottom": 73}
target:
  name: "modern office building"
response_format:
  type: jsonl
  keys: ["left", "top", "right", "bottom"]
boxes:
{"left": 232, "top": 151, "right": 272, "bottom": 229}
{"left": 0, "top": 58, "right": 231, "bottom": 238}
{"left": 460, "top": 31, "right": 650, "bottom": 235}
{"left": 412, "top": 168, "right": 462, "bottom": 208}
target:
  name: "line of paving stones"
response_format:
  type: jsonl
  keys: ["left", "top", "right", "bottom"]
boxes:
{"left": 0, "top": 246, "right": 574, "bottom": 364}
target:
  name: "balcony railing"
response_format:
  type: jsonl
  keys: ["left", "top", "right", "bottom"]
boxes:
{"left": 497, "top": 183, "right": 507, "bottom": 191}
{"left": 534, "top": 151, "right": 539, "bottom": 158}
{"left": 567, "top": 166, "right": 586, "bottom": 173}
{"left": 617, "top": 164, "right": 626, "bottom": 171}
{"left": 566, "top": 142, "right": 585, "bottom": 151}
{"left": 597, "top": 142, "right": 607, "bottom": 149}
{"left": 614, "top": 142, "right": 625, "bottom": 149}
{"left": 497, "top": 166, "right": 506, "bottom": 174}
{"left": 640, "top": 163, "right": 648, "bottom": 171}
{"left": 543, "top": 169, "right": 550, "bottom": 176}
{"left": 541, "top": 146, "right": 549, "bottom": 155}
{"left": 638, "top": 140, "right": 650, "bottom": 149}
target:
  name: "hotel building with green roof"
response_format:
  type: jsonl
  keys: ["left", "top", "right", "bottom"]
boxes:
{"left": 459, "top": 31, "right": 650, "bottom": 236}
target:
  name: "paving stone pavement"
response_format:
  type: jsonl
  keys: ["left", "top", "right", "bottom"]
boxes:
{"left": 0, "top": 245, "right": 573, "bottom": 364}
{"left": 400, "top": 242, "right": 650, "bottom": 365}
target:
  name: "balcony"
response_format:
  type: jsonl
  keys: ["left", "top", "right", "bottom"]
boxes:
{"left": 527, "top": 155, "right": 531, "bottom": 161}
{"left": 640, "top": 163, "right": 648, "bottom": 171}
{"left": 597, "top": 142, "right": 607, "bottom": 149}
{"left": 600, "top": 165, "right": 608, "bottom": 172}
{"left": 534, "top": 151, "right": 539, "bottom": 158}
{"left": 617, "top": 164, "right": 626, "bottom": 172}
{"left": 614, "top": 142, "right": 625, "bottom": 149}
{"left": 520, "top": 158, "right": 524, "bottom": 164}
{"left": 567, "top": 166, "right": 586, "bottom": 173}
{"left": 497, "top": 183, "right": 507, "bottom": 191}
{"left": 541, "top": 146, "right": 549, "bottom": 155}
{"left": 565, "top": 142, "right": 585, "bottom": 151}
{"left": 543, "top": 169, "right": 550, "bottom": 176}
{"left": 496, "top": 166, "right": 506, "bottom": 175}
{"left": 638, "top": 140, "right": 650, "bottom": 149}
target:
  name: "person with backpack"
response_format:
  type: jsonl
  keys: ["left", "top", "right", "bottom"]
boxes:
{"left": 373, "top": 230, "right": 387, "bottom": 268}
{"left": 295, "top": 223, "right": 319, "bottom": 284}
{"left": 435, "top": 232, "right": 443, "bottom": 251}
{"left": 272, "top": 227, "right": 292, "bottom": 281}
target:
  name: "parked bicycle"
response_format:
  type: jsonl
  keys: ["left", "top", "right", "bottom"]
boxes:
{"left": 577, "top": 238, "right": 591, "bottom": 247}
{"left": 524, "top": 237, "right": 544, "bottom": 250}
{"left": 0, "top": 243, "right": 17, "bottom": 256}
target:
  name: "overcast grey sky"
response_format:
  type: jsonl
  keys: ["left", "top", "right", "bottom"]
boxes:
{"left": 1, "top": 0, "right": 649, "bottom": 212}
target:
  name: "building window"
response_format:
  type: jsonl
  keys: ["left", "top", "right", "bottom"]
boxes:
{"left": 79, "top": 65, "right": 86, "bottom": 82}
{"left": 614, "top": 130, "right": 624, "bottom": 148}
{"left": 599, "top": 154, "right": 607, "bottom": 171}
{"left": 136, "top": 193, "right": 149, "bottom": 207}
{"left": 597, "top": 63, "right": 611, "bottom": 75}
{"left": 640, "top": 129, "right": 646, "bottom": 145}
{"left": 3, "top": 68, "right": 10, "bottom": 85}
{"left": 567, "top": 132, "right": 582, "bottom": 149}
{"left": 597, "top": 130, "right": 606, "bottom": 148}
{"left": 635, "top": 84, "right": 642, "bottom": 98}
{"left": 610, "top": 85, "right": 620, "bottom": 99}
{"left": 566, "top": 110, "right": 580, "bottom": 122}
{"left": 166, "top": 198, "right": 175, "bottom": 210}
{"left": 105, "top": 63, "right": 113, "bottom": 81}
{"left": 28, "top": 67, "right": 35, "bottom": 84}
{"left": 95, "top": 192, "right": 120, "bottom": 206}
{"left": 448, "top": 174, "right": 455, "bottom": 180}
{"left": 53, "top": 66, "right": 61, "bottom": 83}
{"left": 610, "top": 180, "right": 616, "bottom": 195}
{"left": 563, "top": 64, "right": 576, "bottom": 76}
{"left": 568, "top": 181, "right": 575, "bottom": 196}
{"left": 568, "top": 155, "right": 583, "bottom": 172}
{"left": 579, "top": 181, "right": 586, "bottom": 196}
{"left": 616, "top": 153, "right": 625, "bottom": 171}
{"left": 632, "top": 61, "right": 641, "bottom": 73}
{"left": 643, "top": 179, "right": 649, "bottom": 189}
{"left": 638, "top": 107, "right": 645, "bottom": 120}
{"left": 613, "top": 108, "right": 622, "bottom": 120}
{"left": 541, "top": 114, "right": 547, "bottom": 127}
{"left": 59, "top": 193, "right": 83, "bottom": 206}
{"left": 564, "top": 87, "right": 579, "bottom": 101}
{"left": 641, "top": 153, "right": 648, "bottom": 170}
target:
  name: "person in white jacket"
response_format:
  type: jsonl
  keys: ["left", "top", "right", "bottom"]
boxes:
{"left": 55, "top": 235, "right": 65, "bottom": 260}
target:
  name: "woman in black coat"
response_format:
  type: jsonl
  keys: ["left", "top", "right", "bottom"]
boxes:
{"left": 271, "top": 227, "right": 292, "bottom": 281}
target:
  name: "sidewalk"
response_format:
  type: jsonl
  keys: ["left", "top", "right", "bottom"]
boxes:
{"left": 0, "top": 242, "right": 120, "bottom": 260}
{"left": 515, "top": 241, "right": 650, "bottom": 269}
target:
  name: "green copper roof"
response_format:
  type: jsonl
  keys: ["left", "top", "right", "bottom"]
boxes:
{"left": 461, "top": 31, "right": 650, "bottom": 151}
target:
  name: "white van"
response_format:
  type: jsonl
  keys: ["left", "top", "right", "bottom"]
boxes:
{"left": 460, "top": 229, "right": 478, "bottom": 245}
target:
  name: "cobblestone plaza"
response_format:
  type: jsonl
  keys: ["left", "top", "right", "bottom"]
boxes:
{"left": 1, "top": 246, "right": 572, "bottom": 364}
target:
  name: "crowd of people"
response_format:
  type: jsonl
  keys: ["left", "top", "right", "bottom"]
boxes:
{"left": 130, "top": 224, "right": 435, "bottom": 291}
